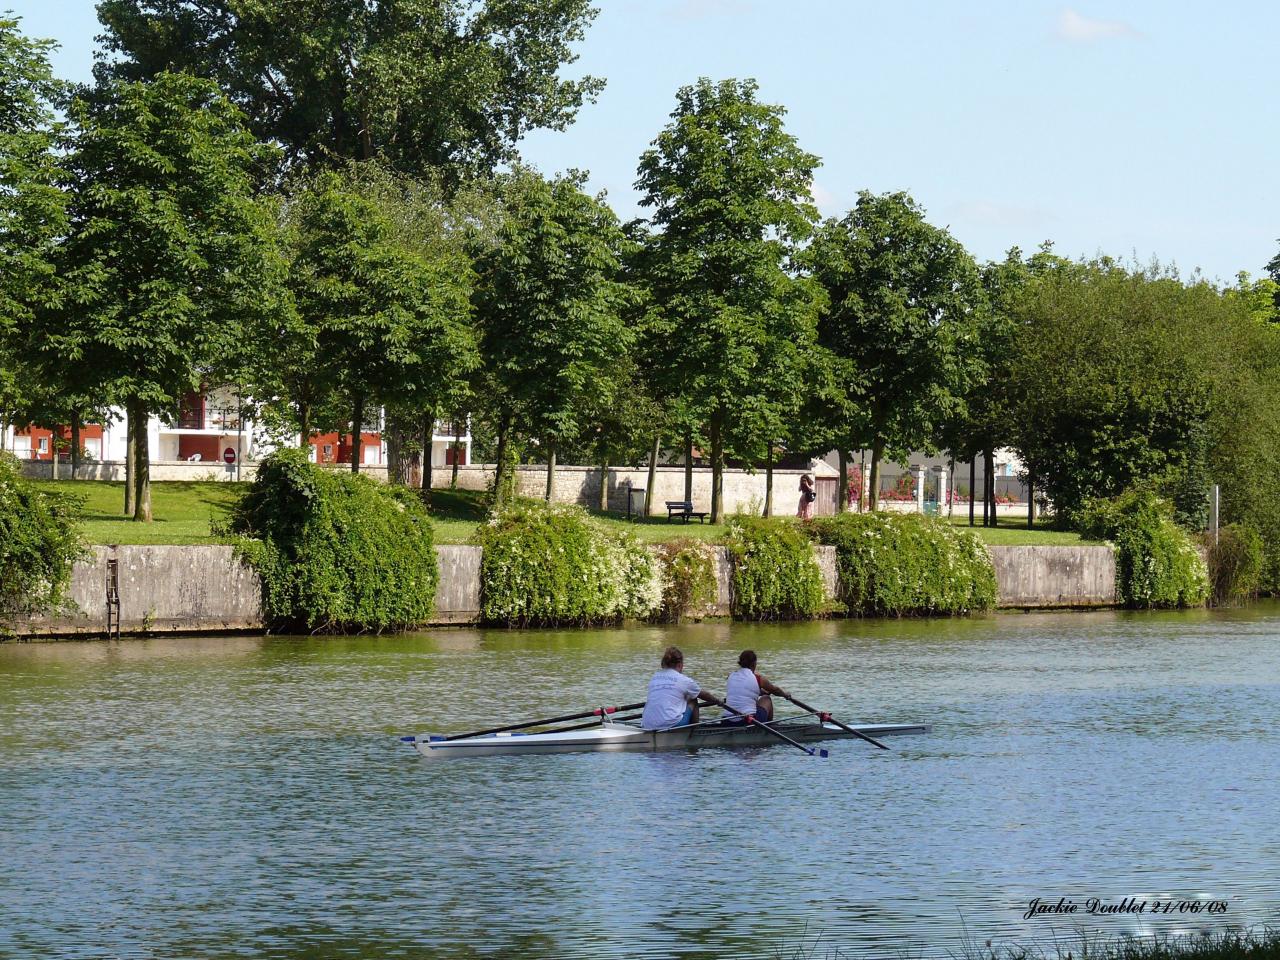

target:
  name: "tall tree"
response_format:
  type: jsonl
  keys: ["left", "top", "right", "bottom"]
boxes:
{"left": 33, "top": 72, "right": 280, "bottom": 519}
{"left": 260, "top": 169, "right": 475, "bottom": 474}
{"left": 0, "top": 16, "right": 67, "bottom": 440}
{"left": 470, "top": 170, "right": 633, "bottom": 509}
{"left": 636, "top": 77, "right": 823, "bottom": 522}
{"left": 95, "top": 0, "right": 604, "bottom": 182}
{"left": 804, "top": 191, "right": 985, "bottom": 510}
{"left": 1005, "top": 258, "right": 1218, "bottom": 527}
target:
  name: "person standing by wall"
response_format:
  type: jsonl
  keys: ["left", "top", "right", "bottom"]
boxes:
{"left": 797, "top": 473, "right": 816, "bottom": 520}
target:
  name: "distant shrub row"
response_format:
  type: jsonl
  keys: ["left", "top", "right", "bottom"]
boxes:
{"left": 809, "top": 512, "right": 997, "bottom": 617}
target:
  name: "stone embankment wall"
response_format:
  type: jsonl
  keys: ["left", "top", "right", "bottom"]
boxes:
{"left": 990, "top": 546, "right": 1116, "bottom": 608}
{"left": 11, "top": 544, "right": 1116, "bottom": 639}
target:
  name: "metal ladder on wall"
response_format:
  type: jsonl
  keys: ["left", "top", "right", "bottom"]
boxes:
{"left": 105, "top": 559, "right": 121, "bottom": 640}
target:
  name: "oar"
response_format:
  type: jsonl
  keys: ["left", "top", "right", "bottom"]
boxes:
{"left": 551, "top": 712, "right": 643, "bottom": 733}
{"left": 706, "top": 695, "right": 828, "bottom": 758}
{"left": 776, "top": 692, "right": 889, "bottom": 751}
{"left": 440, "top": 702, "right": 646, "bottom": 741}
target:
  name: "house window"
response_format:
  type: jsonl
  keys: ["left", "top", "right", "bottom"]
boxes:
{"left": 38, "top": 437, "right": 49, "bottom": 453}
{"left": 322, "top": 444, "right": 334, "bottom": 462}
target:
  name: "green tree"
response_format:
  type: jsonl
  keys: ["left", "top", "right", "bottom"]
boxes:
{"left": 1005, "top": 260, "right": 1217, "bottom": 527}
{"left": 262, "top": 169, "right": 475, "bottom": 473}
{"left": 33, "top": 72, "right": 280, "bottom": 520}
{"left": 95, "top": 0, "right": 604, "bottom": 182}
{"left": 470, "top": 170, "right": 634, "bottom": 508}
{"left": 636, "top": 77, "right": 824, "bottom": 523}
{"left": 0, "top": 16, "right": 67, "bottom": 445}
{"left": 804, "top": 191, "right": 985, "bottom": 510}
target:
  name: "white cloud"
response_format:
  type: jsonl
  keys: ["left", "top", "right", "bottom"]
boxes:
{"left": 808, "top": 181, "right": 842, "bottom": 217}
{"left": 1053, "top": 8, "right": 1141, "bottom": 43}
{"left": 665, "top": 0, "right": 755, "bottom": 21}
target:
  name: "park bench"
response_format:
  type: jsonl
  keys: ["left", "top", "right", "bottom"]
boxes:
{"left": 665, "top": 500, "right": 710, "bottom": 523}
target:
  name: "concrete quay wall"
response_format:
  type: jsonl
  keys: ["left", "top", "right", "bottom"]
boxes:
{"left": 9, "top": 544, "right": 1116, "bottom": 638}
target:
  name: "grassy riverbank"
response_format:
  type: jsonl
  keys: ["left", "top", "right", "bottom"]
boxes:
{"left": 34, "top": 479, "right": 1096, "bottom": 547}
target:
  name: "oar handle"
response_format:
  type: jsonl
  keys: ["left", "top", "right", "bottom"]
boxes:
{"left": 777, "top": 692, "right": 889, "bottom": 751}
{"left": 705, "top": 695, "right": 825, "bottom": 758}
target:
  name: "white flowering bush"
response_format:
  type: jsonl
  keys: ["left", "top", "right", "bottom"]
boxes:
{"left": 1079, "top": 488, "right": 1209, "bottom": 608}
{"left": 474, "top": 500, "right": 662, "bottom": 626}
{"left": 724, "top": 516, "right": 825, "bottom": 621}
{"left": 811, "top": 512, "right": 996, "bottom": 616}
{"left": 652, "top": 538, "right": 719, "bottom": 623}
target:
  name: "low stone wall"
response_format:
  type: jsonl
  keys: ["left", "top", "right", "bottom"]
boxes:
{"left": 20, "top": 545, "right": 263, "bottom": 636}
{"left": 8, "top": 542, "right": 1118, "bottom": 639}
{"left": 988, "top": 545, "right": 1117, "bottom": 608}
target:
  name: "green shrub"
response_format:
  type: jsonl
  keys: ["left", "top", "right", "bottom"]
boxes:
{"left": 1077, "top": 488, "right": 1209, "bottom": 609}
{"left": 231, "top": 449, "right": 438, "bottom": 632}
{"left": 1202, "top": 523, "right": 1263, "bottom": 607}
{"left": 0, "top": 453, "right": 85, "bottom": 627}
{"left": 652, "top": 537, "right": 719, "bottom": 623}
{"left": 474, "top": 500, "right": 661, "bottom": 626}
{"left": 724, "top": 516, "right": 824, "bottom": 621}
{"left": 810, "top": 512, "right": 996, "bottom": 617}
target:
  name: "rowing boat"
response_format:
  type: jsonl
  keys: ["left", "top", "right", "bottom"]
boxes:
{"left": 402, "top": 716, "right": 929, "bottom": 759}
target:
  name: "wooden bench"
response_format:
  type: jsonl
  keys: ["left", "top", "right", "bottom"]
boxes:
{"left": 665, "top": 500, "right": 710, "bottom": 523}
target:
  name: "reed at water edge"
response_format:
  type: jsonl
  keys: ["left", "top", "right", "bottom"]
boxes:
{"left": 773, "top": 927, "right": 1280, "bottom": 960}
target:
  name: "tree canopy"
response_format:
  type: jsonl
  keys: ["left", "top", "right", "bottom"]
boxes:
{"left": 32, "top": 72, "right": 281, "bottom": 518}
{"left": 804, "top": 191, "right": 984, "bottom": 509}
{"left": 636, "top": 77, "right": 823, "bottom": 522}
{"left": 94, "top": 0, "right": 604, "bottom": 182}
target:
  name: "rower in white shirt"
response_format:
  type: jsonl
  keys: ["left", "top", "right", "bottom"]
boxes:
{"left": 641, "top": 646, "right": 720, "bottom": 730}
{"left": 722, "top": 649, "right": 789, "bottom": 725}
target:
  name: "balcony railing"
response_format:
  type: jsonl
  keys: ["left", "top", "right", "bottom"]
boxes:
{"left": 434, "top": 420, "right": 468, "bottom": 438}
{"left": 175, "top": 406, "right": 242, "bottom": 431}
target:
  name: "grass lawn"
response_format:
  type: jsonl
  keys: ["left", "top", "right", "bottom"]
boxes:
{"left": 35, "top": 479, "right": 245, "bottom": 545}
{"left": 946, "top": 514, "right": 1101, "bottom": 546}
{"left": 33, "top": 479, "right": 1100, "bottom": 548}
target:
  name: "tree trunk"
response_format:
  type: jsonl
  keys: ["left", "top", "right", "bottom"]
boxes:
{"left": 545, "top": 442, "right": 556, "bottom": 502}
{"left": 1027, "top": 467, "right": 1035, "bottom": 529}
{"left": 125, "top": 412, "right": 136, "bottom": 516}
{"left": 984, "top": 448, "right": 996, "bottom": 527}
{"left": 598, "top": 458, "right": 609, "bottom": 512}
{"left": 71, "top": 411, "right": 81, "bottom": 480}
{"left": 947, "top": 456, "right": 955, "bottom": 518}
{"left": 764, "top": 440, "right": 774, "bottom": 518}
{"left": 969, "top": 457, "right": 976, "bottom": 526}
{"left": 869, "top": 437, "right": 885, "bottom": 511}
{"left": 350, "top": 394, "right": 364, "bottom": 474}
{"left": 837, "top": 448, "right": 849, "bottom": 514}
{"left": 130, "top": 400, "right": 151, "bottom": 522}
{"left": 646, "top": 434, "right": 661, "bottom": 518}
{"left": 50, "top": 431, "right": 59, "bottom": 480}
{"left": 427, "top": 412, "right": 437, "bottom": 496}
{"left": 450, "top": 419, "right": 463, "bottom": 489}
{"left": 492, "top": 417, "right": 510, "bottom": 510}
{"left": 298, "top": 402, "right": 311, "bottom": 449}
{"left": 709, "top": 411, "right": 724, "bottom": 524}
{"left": 683, "top": 429, "right": 693, "bottom": 503}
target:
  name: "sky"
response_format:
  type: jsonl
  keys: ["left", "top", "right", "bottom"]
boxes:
{"left": 7, "top": 0, "right": 1278, "bottom": 284}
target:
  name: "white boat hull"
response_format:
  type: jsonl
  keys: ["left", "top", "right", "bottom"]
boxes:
{"left": 405, "top": 718, "right": 929, "bottom": 758}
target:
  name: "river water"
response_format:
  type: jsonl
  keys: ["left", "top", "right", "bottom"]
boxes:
{"left": 2, "top": 606, "right": 1278, "bottom": 959}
